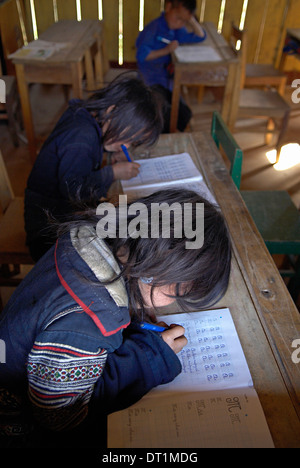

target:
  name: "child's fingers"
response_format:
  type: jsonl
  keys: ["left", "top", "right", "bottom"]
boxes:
{"left": 161, "top": 325, "right": 187, "bottom": 354}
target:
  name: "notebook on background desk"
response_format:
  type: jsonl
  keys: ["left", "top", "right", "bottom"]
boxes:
{"left": 107, "top": 308, "right": 274, "bottom": 448}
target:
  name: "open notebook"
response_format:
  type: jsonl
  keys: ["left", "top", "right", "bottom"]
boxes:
{"left": 108, "top": 308, "right": 274, "bottom": 448}
{"left": 174, "top": 45, "right": 222, "bottom": 62}
{"left": 121, "top": 153, "right": 216, "bottom": 205}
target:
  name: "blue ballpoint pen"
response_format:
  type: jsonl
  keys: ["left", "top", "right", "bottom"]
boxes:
{"left": 140, "top": 322, "right": 167, "bottom": 332}
{"left": 121, "top": 144, "right": 132, "bottom": 162}
{"left": 157, "top": 36, "right": 171, "bottom": 44}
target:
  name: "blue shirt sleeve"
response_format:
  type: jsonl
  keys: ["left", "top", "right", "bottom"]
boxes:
{"left": 175, "top": 26, "right": 207, "bottom": 44}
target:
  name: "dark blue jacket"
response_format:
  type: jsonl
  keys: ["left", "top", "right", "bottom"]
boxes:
{"left": 24, "top": 101, "right": 114, "bottom": 256}
{"left": 0, "top": 227, "right": 181, "bottom": 436}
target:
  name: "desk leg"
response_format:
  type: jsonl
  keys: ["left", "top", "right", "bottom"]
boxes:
{"left": 71, "top": 62, "right": 83, "bottom": 99}
{"left": 222, "top": 62, "right": 240, "bottom": 131}
{"left": 94, "top": 36, "right": 105, "bottom": 87}
{"left": 170, "top": 69, "right": 181, "bottom": 133}
{"left": 15, "top": 63, "right": 37, "bottom": 161}
{"left": 84, "top": 48, "right": 95, "bottom": 92}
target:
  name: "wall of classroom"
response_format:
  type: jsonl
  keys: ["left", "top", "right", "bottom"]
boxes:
{"left": 1, "top": 0, "right": 300, "bottom": 75}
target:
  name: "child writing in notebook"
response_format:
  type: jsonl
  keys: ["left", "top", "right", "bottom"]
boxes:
{"left": 24, "top": 76, "right": 163, "bottom": 262}
{"left": 0, "top": 188, "right": 231, "bottom": 447}
{"left": 136, "top": 0, "right": 206, "bottom": 132}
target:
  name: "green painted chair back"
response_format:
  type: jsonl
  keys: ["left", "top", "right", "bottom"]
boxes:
{"left": 211, "top": 111, "right": 243, "bottom": 189}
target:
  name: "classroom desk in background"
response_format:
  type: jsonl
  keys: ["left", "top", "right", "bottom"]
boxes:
{"left": 170, "top": 22, "right": 240, "bottom": 133}
{"left": 111, "top": 132, "right": 300, "bottom": 448}
{"left": 11, "top": 19, "right": 106, "bottom": 160}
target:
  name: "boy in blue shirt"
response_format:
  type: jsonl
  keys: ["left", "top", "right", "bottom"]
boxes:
{"left": 136, "top": 0, "right": 206, "bottom": 132}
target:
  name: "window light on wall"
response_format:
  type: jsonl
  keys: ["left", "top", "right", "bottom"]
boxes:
{"left": 118, "top": 0, "right": 124, "bottom": 65}
{"left": 76, "top": 0, "right": 82, "bottom": 21}
{"left": 98, "top": 0, "right": 103, "bottom": 20}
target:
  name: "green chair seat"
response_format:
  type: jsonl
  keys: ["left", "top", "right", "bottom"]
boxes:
{"left": 241, "top": 190, "right": 300, "bottom": 255}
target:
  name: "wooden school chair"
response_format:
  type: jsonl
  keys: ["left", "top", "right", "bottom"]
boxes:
{"left": 230, "top": 23, "right": 287, "bottom": 97}
{"left": 211, "top": 111, "right": 300, "bottom": 303}
{"left": 0, "top": 149, "right": 34, "bottom": 310}
{"left": 211, "top": 110, "right": 243, "bottom": 189}
{"left": 230, "top": 24, "right": 291, "bottom": 163}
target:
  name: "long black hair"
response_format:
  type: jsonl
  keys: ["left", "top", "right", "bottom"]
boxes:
{"left": 56, "top": 189, "right": 232, "bottom": 317}
{"left": 74, "top": 74, "right": 164, "bottom": 148}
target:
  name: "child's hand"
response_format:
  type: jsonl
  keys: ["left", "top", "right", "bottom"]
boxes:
{"left": 110, "top": 151, "right": 128, "bottom": 164}
{"left": 166, "top": 40, "right": 179, "bottom": 53}
{"left": 112, "top": 161, "right": 140, "bottom": 180}
{"left": 160, "top": 324, "right": 187, "bottom": 354}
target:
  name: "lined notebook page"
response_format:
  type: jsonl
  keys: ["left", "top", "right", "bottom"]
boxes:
{"left": 121, "top": 153, "right": 216, "bottom": 205}
{"left": 174, "top": 45, "right": 222, "bottom": 62}
{"left": 108, "top": 308, "right": 274, "bottom": 448}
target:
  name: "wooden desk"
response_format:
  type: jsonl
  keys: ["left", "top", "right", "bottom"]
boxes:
{"left": 129, "top": 132, "right": 300, "bottom": 447}
{"left": 170, "top": 22, "right": 240, "bottom": 133}
{"left": 11, "top": 19, "right": 105, "bottom": 159}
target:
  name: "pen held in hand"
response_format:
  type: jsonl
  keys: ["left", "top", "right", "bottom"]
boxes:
{"left": 121, "top": 144, "right": 132, "bottom": 162}
{"left": 157, "top": 36, "right": 171, "bottom": 44}
{"left": 140, "top": 322, "right": 167, "bottom": 332}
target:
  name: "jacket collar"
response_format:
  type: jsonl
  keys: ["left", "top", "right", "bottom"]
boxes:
{"left": 54, "top": 227, "right": 130, "bottom": 337}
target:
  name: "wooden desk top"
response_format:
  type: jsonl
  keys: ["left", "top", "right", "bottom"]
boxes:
{"left": 11, "top": 19, "right": 102, "bottom": 65}
{"left": 130, "top": 132, "right": 300, "bottom": 447}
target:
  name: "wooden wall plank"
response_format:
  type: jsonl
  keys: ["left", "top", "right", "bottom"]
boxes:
{"left": 34, "top": 0, "right": 56, "bottom": 35}
{"left": 123, "top": 0, "right": 140, "bottom": 63}
{"left": 222, "top": 0, "right": 244, "bottom": 41}
{"left": 0, "top": 0, "right": 24, "bottom": 74}
{"left": 144, "top": 0, "right": 162, "bottom": 27}
{"left": 56, "top": 0, "right": 77, "bottom": 20}
{"left": 81, "top": 0, "right": 98, "bottom": 20}
{"left": 102, "top": 0, "right": 119, "bottom": 62}
{"left": 23, "top": 0, "right": 34, "bottom": 42}
{"left": 257, "top": 0, "right": 286, "bottom": 64}
{"left": 243, "top": 0, "right": 266, "bottom": 64}
{"left": 202, "top": 0, "right": 222, "bottom": 27}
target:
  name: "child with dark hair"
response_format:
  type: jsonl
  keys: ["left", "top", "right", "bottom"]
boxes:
{"left": 24, "top": 76, "right": 163, "bottom": 262}
{"left": 0, "top": 189, "right": 231, "bottom": 447}
{"left": 136, "top": 0, "right": 206, "bottom": 132}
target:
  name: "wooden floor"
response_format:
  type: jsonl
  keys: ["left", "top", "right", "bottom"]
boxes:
{"left": 0, "top": 78, "right": 300, "bottom": 309}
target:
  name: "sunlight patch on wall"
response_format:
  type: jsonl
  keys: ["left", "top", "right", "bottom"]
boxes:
{"left": 53, "top": 0, "right": 58, "bottom": 22}
{"left": 98, "top": 0, "right": 103, "bottom": 20}
{"left": 119, "top": 0, "right": 124, "bottom": 65}
{"left": 217, "top": 0, "right": 226, "bottom": 33}
{"left": 239, "top": 0, "right": 248, "bottom": 30}
{"left": 29, "top": 0, "right": 38, "bottom": 39}
{"left": 16, "top": 0, "right": 28, "bottom": 45}
{"left": 76, "top": 0, "right": 82, "bottom": 21}
{"left": 139, "top": 0, "right": 145, "bottom": 31}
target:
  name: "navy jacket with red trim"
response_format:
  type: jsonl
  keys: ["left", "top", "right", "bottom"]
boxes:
{"left": 0, "top": 227, "right": 181, "bottom": 430}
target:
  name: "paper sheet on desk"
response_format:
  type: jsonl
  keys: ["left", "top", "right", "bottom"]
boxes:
{"left": 9, "top": 40, "right": 70, "bottom": 60}
{"left": 108, "top": 308, "right": 274, "bottom": 448}
{"left": 174, "top": 45, "right": 222, "bottom": 62}
{"left": 121, "top": 153, "right": 216, "bottom": 205}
